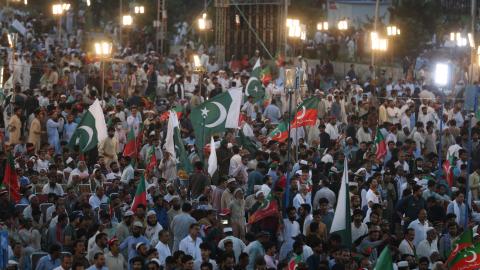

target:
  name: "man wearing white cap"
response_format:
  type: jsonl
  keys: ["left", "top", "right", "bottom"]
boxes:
{"left": 218, "top": 227, "right": 246, "bottom": 262}
{"left": 119, "top": 221, "right": 150, "bottom": 264}
{"left": 146, "top": 210, "right": 163, "bottom": 247}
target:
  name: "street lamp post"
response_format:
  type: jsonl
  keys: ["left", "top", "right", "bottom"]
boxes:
{"left": 386, "top": 25, "right": 400, "bottom": 61}
{"left": 192, "top": 54, "right": 206, "bottom": 98}
{"left": 121, "top": 14, "right": 133, "bottom": 47}
{"left": 198, "top": 13, "right": 212, "bottom": 52}
{"left": 52, "top": 3, "right": 70, "bottom": 43}
{"left": 94, "top": 41, "right": 112, "bottom": 100}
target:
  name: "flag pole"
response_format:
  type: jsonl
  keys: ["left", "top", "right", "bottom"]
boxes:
{"left": 465, "top": 91, "right": 477, "bottom": 228}
{"left": 285, "top": 87, "right": 293, "bottom": 209}
{"left": 437, "top": 91, "right": 444, "bottom": 181}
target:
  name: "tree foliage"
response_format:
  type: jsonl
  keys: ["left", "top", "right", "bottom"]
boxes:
{"left": 389, "top": 0, "right": 445, "bottom": 57}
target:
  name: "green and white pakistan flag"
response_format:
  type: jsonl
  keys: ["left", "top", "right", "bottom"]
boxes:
{"left": 330, "top": 158, "right": 352, "bottom": 247}
{"left": 190, "top": 88, "right": 242, "bottom": 156}
{"left": 165, "top": 110, "right": 192, "bottom": 173}
{"left": 245, "top": 59, "right": 265, "bottom": 102}
{"left": 69, "top": 99, "right": 108, "bottom": 152}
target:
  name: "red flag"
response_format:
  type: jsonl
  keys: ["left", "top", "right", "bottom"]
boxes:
{"left": 268, "top": 120, "right": 289, "bottom": 142}
{"left": 291, "top": 97, "right": 319, "bottom": 129}
{"left": 160, "top": 105, "right": 183, "bottom": 122}
{"left": 131, "top": 174, "right": 147, "bottom": 212}
{"left": 146, "top": 146, "right": 157, "bottom": 173}
{"left": 374, "top": 128, "right": 387, "bottom": 160}
{"left": 3, "top": 153, "right": 20, "bottom": 203}
{"left": 443, "top": 154, "right": 455, "bottom": 187}
{"left": 248, "top": 194, "right": 279, "bottom": 224}
{"left": 123, "top": 127, "right": 136, "bottom": 157}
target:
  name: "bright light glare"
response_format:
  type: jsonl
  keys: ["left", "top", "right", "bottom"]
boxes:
{"left": 338, "top": 20, "right": 348, "bottom": 30}
{"left": 95, "top": 42, "right": 112, "bottom": 56}
{"left": 0, "top": 67, "right": 4, "bottom": 86}
{"left": 122, "top": 15, "right": 133, "bottom": 26}
{"left": 468, "top": 33, "right": 475, "bottom": 48}
{"left": 193, "top": 54, "right": 201, "bottom": 68}
{"left": 434, "top": 63, "right": 449, "bottom": 86}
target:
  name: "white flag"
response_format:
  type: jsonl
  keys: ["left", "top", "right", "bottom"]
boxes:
{"left": 164, "top": 111, "right": 176, "bottom": 160}
{"left": 208, "top": 136, "right": 217, "bottom": 177}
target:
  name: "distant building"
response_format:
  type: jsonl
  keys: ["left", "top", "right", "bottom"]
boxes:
{"left": 327, "top": 0, "right": 392, "bottom": 29}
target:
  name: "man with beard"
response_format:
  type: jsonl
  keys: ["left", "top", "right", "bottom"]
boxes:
{"left": 116, "top": 210, "right": 134, "bottom": 244}
{"left": 22, "top": 194, "right": 40, "bottom": 220}
{"left": 146, "top": 210, "right": 164, "bottom": 247}
{"left": 221, "top": 178, "right": 236, "bottom": 210}
{"left": 42, "top": 164, "right": 64, "bottom": 196}
{"left": 106, "top": 162, "right": 122, "bottom": 180}
{"left": 87, "top": 232, "right": 108, "bottom": 263}
{"left": 98, "top": 127, "right": 119, "bottom": 168}
{"left": 120, "top": 221, "right": 150, "bottom": 264}
{"left": 164, "top": 183, "right": 177, "bottom": 203}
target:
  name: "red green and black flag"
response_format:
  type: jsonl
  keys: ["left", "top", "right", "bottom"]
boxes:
{"left": 248, "top": 193, "right": 279, "bottom": 224}
{"left": 131, "top": 174, "right": 147, "bottom": 212}
{"left": 449, "top": 243, "right": 480, "bottom": 270}
{"left": 260, "top": 66, "right": 272, "bottom": 86}
{"left": 2, "top": 153, "right": 20, "bottom": 203}
{"left": 291, "top": 97, "right": 319, "bottom": 129}
{"left": 268, "top": 120, "right": 289, "bottom": 142}
{"left": 374, "top": 128, "right": 387, "bottom": 160}
{"left": 288, "top": 254, "right": 302, "bottom": 270}
{"left": 160, "top": 105, "right": 183, "bottom": 122}
{"left": 145, "top": 145, "right": 157, "bottom": 173}
{"left": 447, "top": 228, "right": 474, "bottom": 265}
{"left": 123, "top": 127, "right": 137, "bottom": 157}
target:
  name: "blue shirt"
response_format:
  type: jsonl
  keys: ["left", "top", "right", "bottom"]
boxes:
{"left": 46, "top": 119, "right": 61, "bottom": 141}
{"left": 263, "top": 104, "right": 281, "bottom": 124}
{"left": 119, "top": 235, "right": 150, "bottom": 263}
{"left": 35, "top": 255, "right": 60, "bottom": 270}
{"left": 86, "top": 266, "right": 108, "bottom": 270}
{"left": 63, "top": 122, "right": 78, "bottom": 142}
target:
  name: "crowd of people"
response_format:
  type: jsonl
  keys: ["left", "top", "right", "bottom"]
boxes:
{"left": 1, "top": 4, "right": 480, "bottom": 270}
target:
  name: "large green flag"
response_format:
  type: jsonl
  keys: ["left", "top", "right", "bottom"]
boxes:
{"left": 449, "top": 243, "right": 480, "bottom": 270}
{"left": 374, "top": 247, "right": 394, "bottom": 270}
{"left": 69, "top": 99, "right": 108, "bottom": 152}
{"left": 245, "top": 59, "right": 265, "bottom": 102}
{"left": 330, "top": 158, "right": 352, "bottom": 247}
{"left": 190, "top": 88, "right": 242, "bottom": 156}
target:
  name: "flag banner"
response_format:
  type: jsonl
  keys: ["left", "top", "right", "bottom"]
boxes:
{"left": 245, "top": 59, "right": 266, "bottom": 102}
{"left": 374, "top": 247, "right": 394, "bottom": 270}
{"left": 374, "top": 128, "right": 387, "bottom": 160}
{"left": 69, "top": 99, "right": 108, "bottom": 152}
{"left": 447, "top": 228, "right": 474, "bottom": 264}
{"left": 3, "top": 153, "right": 20, "bottom": 203}
{"left": 449, "top": 242, "right": 480, "bottom": 270}
{"left": 248, "top": 193, "right": 279, "bottom": 224}
{"left": 330, "top": 158, "right": 352, "bottom": 247}
{"left": 267, "top": 120, "right": 289, "bottom": 142}
{"left": 123, "top": 127, "right": 137, "bottom": 157}
{"left": 131, "top": 174, "right": 147, "bottom": 212}
{"left": 208, "top": 137, "right": 217, "bottom": 177}
{"left": 190, "top": 88, "right": 242, "bottom": 156}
